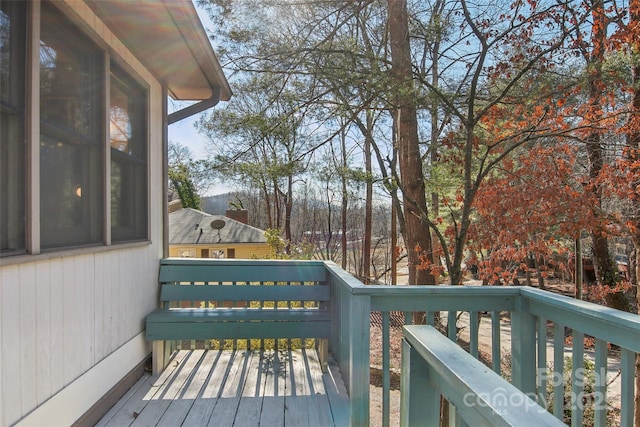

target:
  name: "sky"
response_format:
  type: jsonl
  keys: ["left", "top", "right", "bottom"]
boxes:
{"left": 167, "top": 2, "right": 218, "bottom": 161}
{"left": 166, "top": 2, "right": 230, "bottom": 195}
{"left": 167, "top": 107, "right": 208, "bottom": 159}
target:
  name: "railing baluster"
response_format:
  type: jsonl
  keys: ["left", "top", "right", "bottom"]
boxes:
{"left": 537, "top": 316, "right": 547, "bottom": 404}
{"left": 286, "top": 280, "right": 291, "bottom": 351}
{"left": 260, "top": 280, "right": 266, "bottom": 350}
{"left": 233, "top": 280, "right": 238, "bottom": 350}
{"left": 593, "top": 338, "right": 607, "bottom": 427}
{"left": 382, "top": 311, "right": 390, "bottom": 427}
{"left": 349, "top": 292, "right": 371, "bottom": 426}
{"left": 404, "top": 311, "right": 412, "bottom": 325}
{"left": 491, "top": 311, "right": 501, "bottom": 374}
{"left": 571, "top": 330, "right": 584, "bottom": 427}
{"left": 470, "top": 311, "right": 479, "bottom": 358}
{"left": 447, "top": 311, "right": 457, "bottom": 341}
{"left": 552, "top": 323, "right": 564, "bottom": 420}
{"left": 511, "top": 299, "right": 537, "bottom": 395}
{"left": 426, "top": 311, "right": 435, "bottom": 326}
{"left": 400, "top": 338, "right": 439, "bottom": 426}
{"left": 620, "top": 348, "right": 635, "bottom": 427}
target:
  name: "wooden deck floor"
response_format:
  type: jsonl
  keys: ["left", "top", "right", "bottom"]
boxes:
{"left": 96, "top": 348, "right": 350, "bottom": 426}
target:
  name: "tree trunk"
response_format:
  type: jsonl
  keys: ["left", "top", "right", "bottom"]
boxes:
{"left": 635, "top": 242, "right": 640, "bottom": 427}
{"left": 626, "top": 3, "right": 640, "bottom": 422}
{"left": 261, "top": 183, "right": 273, "bottom": 229}
{"left": 388, "top": 0, "right": 435, "bottom": 293}
{"left": 325, "top": 180, "right": 334, "bottom": 261}
{"left": 363, "top": 112, "right": 374, "bottom": 284}
{"left": 341, "top": 129, "right": 349, "bottom": 270}
{"left": 586, "top": 0, "right": 629, "bottom": 311}
{"left": 575, "top": 238, "right": 583, "bottom": 300}
{"left": 284, "top": 175, "right": 293, "bottom": 254}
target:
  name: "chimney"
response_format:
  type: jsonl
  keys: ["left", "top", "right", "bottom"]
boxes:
{"left": 168, "top": 199, "right": 183, "bottom": 213}
{"left": 226, "top": 209, "right": 248, "bottom": 224}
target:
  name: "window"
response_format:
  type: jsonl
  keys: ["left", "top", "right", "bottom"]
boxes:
{"left": 180, "top": 249, "right": 195, "bottom": 258}
{"left": 0, "top": 0, "right": 149, "bottom": 257}
{"left": 0, "top": 0, "right": 26, "bottom": 255}
{"left": 40, "top": 2, "right": 103, "bottom": 248}
{"left": 110, "top": 63, "right": 147, "bottom": 242}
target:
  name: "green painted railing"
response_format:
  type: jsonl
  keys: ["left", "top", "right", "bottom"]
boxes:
{"left": 401, "top": 325, "right": 565, "bottom": 427}
{"left": 155, "top": 259, "right": 639, "bottom": 426}
{"left": 325, "top": 260, "right": 640, "bottom": 427}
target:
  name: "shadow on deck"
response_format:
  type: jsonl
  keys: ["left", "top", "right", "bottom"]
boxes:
{"left": 96, "top": 349, "right": 349, "bottom": 426}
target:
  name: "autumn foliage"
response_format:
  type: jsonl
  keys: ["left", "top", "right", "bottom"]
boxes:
{"left": 470, "top": 143, "right": 593, "bottom": 284}
{"left": 414, "top": 1, "right": 640, "bottom": 303}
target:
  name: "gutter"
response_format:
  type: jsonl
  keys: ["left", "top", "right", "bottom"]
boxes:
{"left": 168, "top": 87, "right": 221, "bottom": 124}
{"left": 164, "top": 0, "right": 232, "bottom": 102}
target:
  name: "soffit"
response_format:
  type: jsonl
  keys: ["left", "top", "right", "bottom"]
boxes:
{"left": 87, "top": 0, "right": 231, "bottom": 101}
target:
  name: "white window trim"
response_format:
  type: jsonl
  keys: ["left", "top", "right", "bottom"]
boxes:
{"left": 5, "top": 0, "right": 151, "bottom": 259}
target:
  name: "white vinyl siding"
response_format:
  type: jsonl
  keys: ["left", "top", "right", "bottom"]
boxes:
{"left": 0, "top": 1, "right": 165, "bottom": 425}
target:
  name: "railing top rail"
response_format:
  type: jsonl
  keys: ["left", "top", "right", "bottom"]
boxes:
{"left": 323, "top": 260, "right": 368, "bottom": 289}
{"left": 161, "top": 258, "right": 328, "bottom": 283}
{"left": 404, "top": 325, "right": 565, "bottom": 427}
{"left": 522, "top": 287, "right": 640, "bottom": 351}
{"left": 163, "top": 257, "right": 326, "bottom": 267}
{"left": 352, "top": 285, "right": 521, "bottom": 297}
{"left": 364, "top": 286, "right": 518, "bottom": 312}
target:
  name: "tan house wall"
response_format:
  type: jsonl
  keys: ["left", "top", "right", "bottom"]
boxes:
{"left": 169, "top": 243, "right": 271, "bottom": 259}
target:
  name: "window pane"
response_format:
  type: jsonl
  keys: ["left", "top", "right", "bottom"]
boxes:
{"left": 0, "top": 0, "right": 23, "bottom": 102}
{"left": 0, "top": 0, "right": 26, "bottom": 256}
{"left": 40, "top": 4, "right": 101, "bottom": 140}
{"left": 110, "top": 63, "right": 147, "bottom": 242}
{"left": 40, "top": 2, "right": 102, "bottom": 249}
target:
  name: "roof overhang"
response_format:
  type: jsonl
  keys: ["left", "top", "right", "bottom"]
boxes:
{"left": 87, "top": 0, "right": 232, "bottom": 102}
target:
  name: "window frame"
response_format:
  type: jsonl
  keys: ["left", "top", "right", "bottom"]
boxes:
{"left": 109, "top": 61, "right": 149, "bottom": 243}
{"left": 0, "top": 0, "right": 150, "bottom": 259}
{"left": 39, "top": 2, "right": 105, "bottom": 249}
{"left": 0, "top": 0, "right": 27, "bottom": 256}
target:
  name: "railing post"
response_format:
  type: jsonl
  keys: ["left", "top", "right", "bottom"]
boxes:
{"left": 349, "top": 292, "right": 371, "bottom": 427}
{"left": 401, "top": 339, "right": 439, "bottom": 427}
{"left": 511, "top": 293, "right": 537, "bottom": 396}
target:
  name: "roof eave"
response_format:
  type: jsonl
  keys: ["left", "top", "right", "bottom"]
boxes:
{"left": 86, "top": 0, "right": 232, "bottom": 102}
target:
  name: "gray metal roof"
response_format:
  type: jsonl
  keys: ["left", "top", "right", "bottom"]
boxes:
{"left": 169, "top": 208, "right": 267, "bottom": 245}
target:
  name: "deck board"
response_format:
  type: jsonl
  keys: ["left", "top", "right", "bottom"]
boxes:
{"left": 132, "top": 350, "right": 205, "bottom": 426}
{"left": 181, "top": 350, "right": 229, "bottom": 426}
{"left": 95, "top": 373, "right": 154, "bottom": 427}
{"left": 98, "top": 348, "right": 349, "bottom": 426}
{"left": 260, "top": 350, "right": 286, "bottom": 426}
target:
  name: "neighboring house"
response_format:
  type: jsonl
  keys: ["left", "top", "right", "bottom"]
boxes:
{"left": 0, "top": 1, "right": 231, "bottom": 425}
{"left": 169, "top": 208, "right": 270, "bottom": 259}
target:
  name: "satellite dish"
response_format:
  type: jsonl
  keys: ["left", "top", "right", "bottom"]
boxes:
{"left": 210, "top": 219, "right": 226, "bottom": 230}
{"left": 210, "top": 219, "right": 225, "bottom": 243}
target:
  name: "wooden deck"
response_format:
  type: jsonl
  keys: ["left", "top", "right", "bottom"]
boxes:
{"left": 96, "top": 348, "right": 350, "bottom": 426}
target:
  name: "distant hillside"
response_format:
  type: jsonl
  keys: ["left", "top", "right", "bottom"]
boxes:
{"left": 201, "top": 193, "right": 230, "bottom": 215}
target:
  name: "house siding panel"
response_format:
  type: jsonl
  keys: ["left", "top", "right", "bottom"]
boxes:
{"left": 49, "top": 260, "right": 65, "bottom": 401}
{"left": 1, "top": 265, "right": 21, "bottom": 426}
{"left": 35, "top": 261, "right": 52, "bottom": 405}
{"left": 0, "top": 2, "right": 165, "bottom": 424}
{"left": 4, "top": 250, "right": 161, "bottom": 426}
{"left": 19, "top": 263, "right": 37, "bottom": 413}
